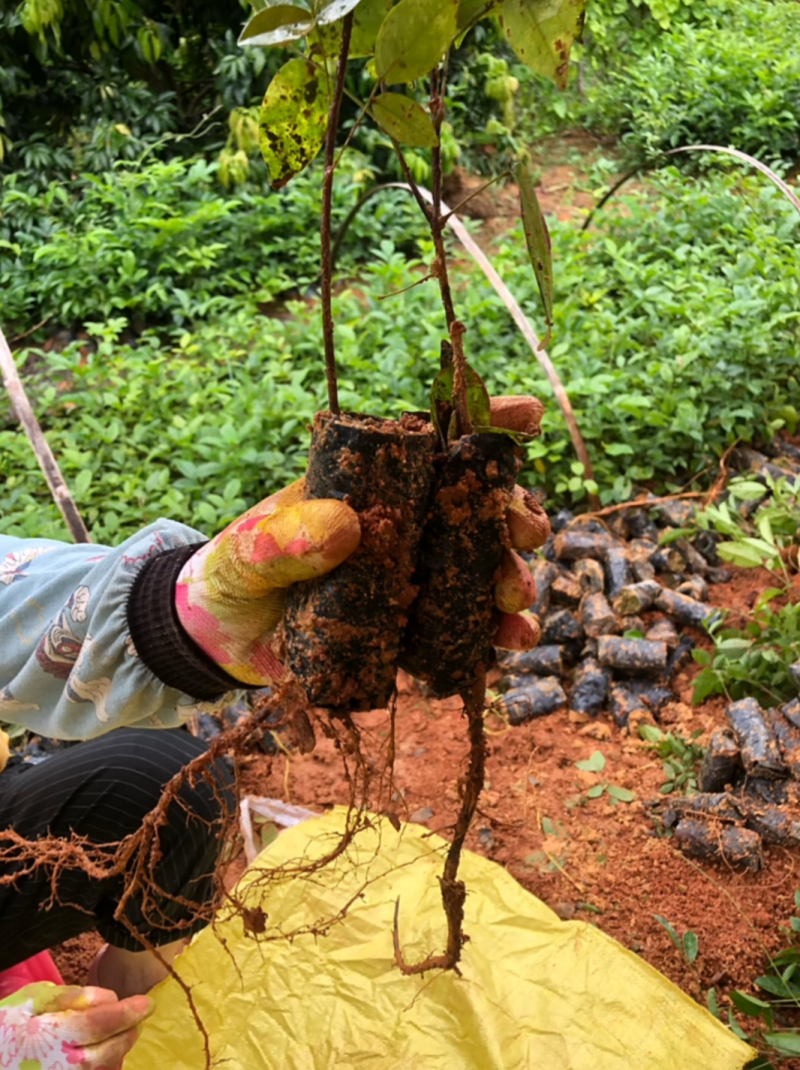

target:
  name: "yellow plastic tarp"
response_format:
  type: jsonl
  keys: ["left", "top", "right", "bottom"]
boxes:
{"left": 128, "top": 810, "right": 753, "bottom": 1070}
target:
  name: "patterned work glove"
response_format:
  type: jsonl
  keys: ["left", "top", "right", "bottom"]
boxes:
{"left": 176, "top": 397, "right": 549, "bottom": 687}
{"left": 0, "top": 983, "right": 153, "bottom": 1070}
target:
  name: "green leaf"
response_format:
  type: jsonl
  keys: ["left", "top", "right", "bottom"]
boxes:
{"left": 576, "top": 750, "right": 606, "bottom": 773}
{"left": 728, "top": 480, "right": 769, "bottom": 501}
{"left": 73, "top": 468, "right": 92, "bottom": 498}
{"left": 692, "top": 648, "right": 712, "bottom": 666}
{"left": 716, "top": 541, "right": 769, "bottom": 568}
{"left": 429, "top": 361, "right": 491, "bottom": 441}
{"left": 585, "top": 783, "right": 605, "bottom": 798}
{"left": 517, "top": 160, "right": 553, "bottom": 343}
{"left": 457, "top": 0, "right": 497, "bottom": 32}
{"left": 653, "top": 914, "right": 682, "bottom": 951}
{"left": 731, "top": 990, "right": 773, "bottom": 1021}
{"left": 239, "top": 5, "right": 315, "bottom": 47}
{"left": 258, "top": 58, "right": 331, "bottom": 189}
{"left": 496, "top": 0, "right": 585, "bottom": 88}
{"left": 692, "top": 667, "right": 722, "bottom": 705}
{"left": 728, "top": 1009, "right": 749, "bottom": 1041}
{"left": 315, "top": 0, "right": 363, "bottom": 25}
{"left": 658, "top": 526, "right": 695, "bottom": 545}
{"left": 350, "top": 0, "right": 391, "bottom": 55}
{"left": 638, "top": 724, "right": 664, "bottom": 744}
{"left": 756, "top": 974, "right": 800, "bottom": 999}
{"left": 371, "top": 93, "right": 439, "bottom": 147}
{"left": 794, "top": 889, "right": 800, "bottom": 912}
{"left": 764, "top": 1033, "right": 800, "bottom": 1057}
{"left": 707, "top": 986, "right": 720, "bottom": 1019}
{"left": 606, "top": 784, "right": 636, "bottom": 803}
{"left": 375, "top": 0, "right": 458, "bottom": 83}
{"left": 682, "top": 930, "right": 699, "bottom": 964}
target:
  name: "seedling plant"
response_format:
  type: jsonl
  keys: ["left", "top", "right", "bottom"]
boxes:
{"left": 234, "top": 0, "right": 586, "bottom": 976}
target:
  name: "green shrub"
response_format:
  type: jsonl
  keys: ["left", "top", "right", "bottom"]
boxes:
{"left": 589, "top": 0, "right": 800, "bottom": 162}
{"left": 0, "top": 153, "right": 426, "bottom": 333}
{"left": 2, "top": 168, "right": 799, "bottom": 541}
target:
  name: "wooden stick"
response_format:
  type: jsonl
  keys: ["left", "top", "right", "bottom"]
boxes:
{"left": 0, "top": 325, "right": 91, "bottom": 543}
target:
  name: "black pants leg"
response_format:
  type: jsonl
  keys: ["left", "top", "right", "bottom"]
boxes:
{"left": 0, "top": 728, "right": 234, "bottom": 972}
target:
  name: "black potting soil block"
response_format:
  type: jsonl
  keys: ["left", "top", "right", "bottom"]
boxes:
{"left": 400, "top": 431, "right": 518, "bottom": 698}
{"left": 284, "top": 411, "right": 436, "bottom": 711}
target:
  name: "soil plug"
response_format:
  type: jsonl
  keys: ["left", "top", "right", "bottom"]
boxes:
{"left": 674, "top": 818, "right": 763, "bottom": 871}
{"left": 676, "top": 575, "right": 709, "bottom": 602}
{"left": 626, "top": 510, "right": 660, "bottom": 543}
{"left": 609, "top": 685, "right": 648, "bottom": 729}
{"left": 550, "top": 570, "right": 583, "bottom": 607}
{"left": 698, "top": 728, "right": 742, "bottom": 793}
{"left": 553, "top": 529, "right": 615, "bottom": 562}
{"left": 782, "top": 698, "right": 800, "bottom": 730}
{"left": 666, "top": 636, "right": 695, "bottom": 676}
{"left": 497, "top": 645, "right": 564, "bottom": 677}
{"left": 580, "top": 592, "right": 619, "bottom": 638}
{"left": 745, "top": 778, "right": 800, "bottom": 807}
{"left": 597, "top": 636, "right": 668, "bottom": 674}
{"left": 497, "top": 677, "right": 567, "bottom": 725}
{"left": 542, "top": 608, "right": 584, "bottom": 644}
{"left": 645, "top": 619, "right": 679, "bottom": 649}
{"left": 400, "top": 431, "right": 518, "bottom": 697}
{"left": 725, "top": 698, "right": 786, "bottom": 779}
{"left": 741, "top": 802, "right": 800, "bottom": 849}
{"left": 650, "top": 543, "right": 688, "bottom": 575}
{"left": 613, "top": 580, "right": 662, "bottom": 616}
{"left": 662, "top": 793, "right": 742, "bottom": 825}
{"left": 765, "top": 706, "right": 800, "bottom": 779}
{"left": 655, "top": 500, "right": 695, "bottom": 528}
{"left": 604, "top": 546, "right": 633, "bottom": 599}
{"left": 626, "top": 680, "right": 674, "bottom": 713}
{"left": 284, "top": 412, "right": 436, "bottom": 710}
{"left": 676, "top": 538, "right": 708, "bottom": 577}
{"left": 692, "top": 530, "right": 720, "bottom": 568}
{"left": 706, "top": 566, "right": 733, "bottom": 585}
{"left": 628, "top": 538, "right": 658, "bottom": 582}
{"left": 573, "top": 558, "right": 605, "bottom": 594}
{"left": 654, "top": 588, "right": 717, "bottom": 628}
{"left": 570, "top": 658, "right": 610, "bottom": 715}
{"left": 529, "top": 559, "right": 557, "bottom": 617}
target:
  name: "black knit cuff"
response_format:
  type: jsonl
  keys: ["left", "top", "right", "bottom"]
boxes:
{"left": 127, "top": 544, "right": 244, "bottom": 701}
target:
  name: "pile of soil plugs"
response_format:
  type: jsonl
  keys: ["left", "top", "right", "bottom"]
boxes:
{"left": 34, "top": 439, "right": 800, "bottom": 1056}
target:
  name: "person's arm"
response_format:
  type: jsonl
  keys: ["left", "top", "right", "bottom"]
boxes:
{"left": 0, "top": 490, "right": 362, "bottom": 744}
{"left": 0, "top": 520, "right": 242, "bottom": 742}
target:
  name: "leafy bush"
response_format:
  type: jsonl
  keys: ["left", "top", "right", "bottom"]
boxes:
{"left": 589, "top": 0, "right": 800, "bottom": 162}
{"left": 691, "top": 476, "right": 800, "bottom": 706}
{"left": 0, "top": 154, "right": 426, "bottom": 332}
{"left": 2, "top": 167, "right": 800, "bottom": 540}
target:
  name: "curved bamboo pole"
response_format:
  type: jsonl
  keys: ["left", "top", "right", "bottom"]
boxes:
{"left": 333, "top": 182, "right": 597, "bottom": 495}
{"left": 0, "top": 324, "right": 91, "bottom": 543}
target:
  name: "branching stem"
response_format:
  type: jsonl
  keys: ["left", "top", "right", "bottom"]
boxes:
{"left": 320, "top": 14, "right": 354, "bottom": 415}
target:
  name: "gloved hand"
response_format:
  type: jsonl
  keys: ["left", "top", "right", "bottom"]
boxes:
{"left": 176, "top": 397, "right": 549, "bottom": 687}
{"left": 0, "top": 982, "right": 153, "bottom": 1070}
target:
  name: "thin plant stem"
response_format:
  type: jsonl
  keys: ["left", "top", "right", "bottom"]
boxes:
{"left": 320, "top": 13, "right": 354, "bottom": 415}
{"left": 429, "top": 66, "right": 456, "bottom": 336}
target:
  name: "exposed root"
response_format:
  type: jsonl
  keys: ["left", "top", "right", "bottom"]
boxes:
{"left": 393, "top": 674, "right": 487, "bottom": 975}
{"left": 3, "top": 676, "right": 486, "bottom": 1066}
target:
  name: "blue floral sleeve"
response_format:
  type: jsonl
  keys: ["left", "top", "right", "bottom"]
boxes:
{"left": 0, "top": 522, "right": 240, "bottom": 740}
